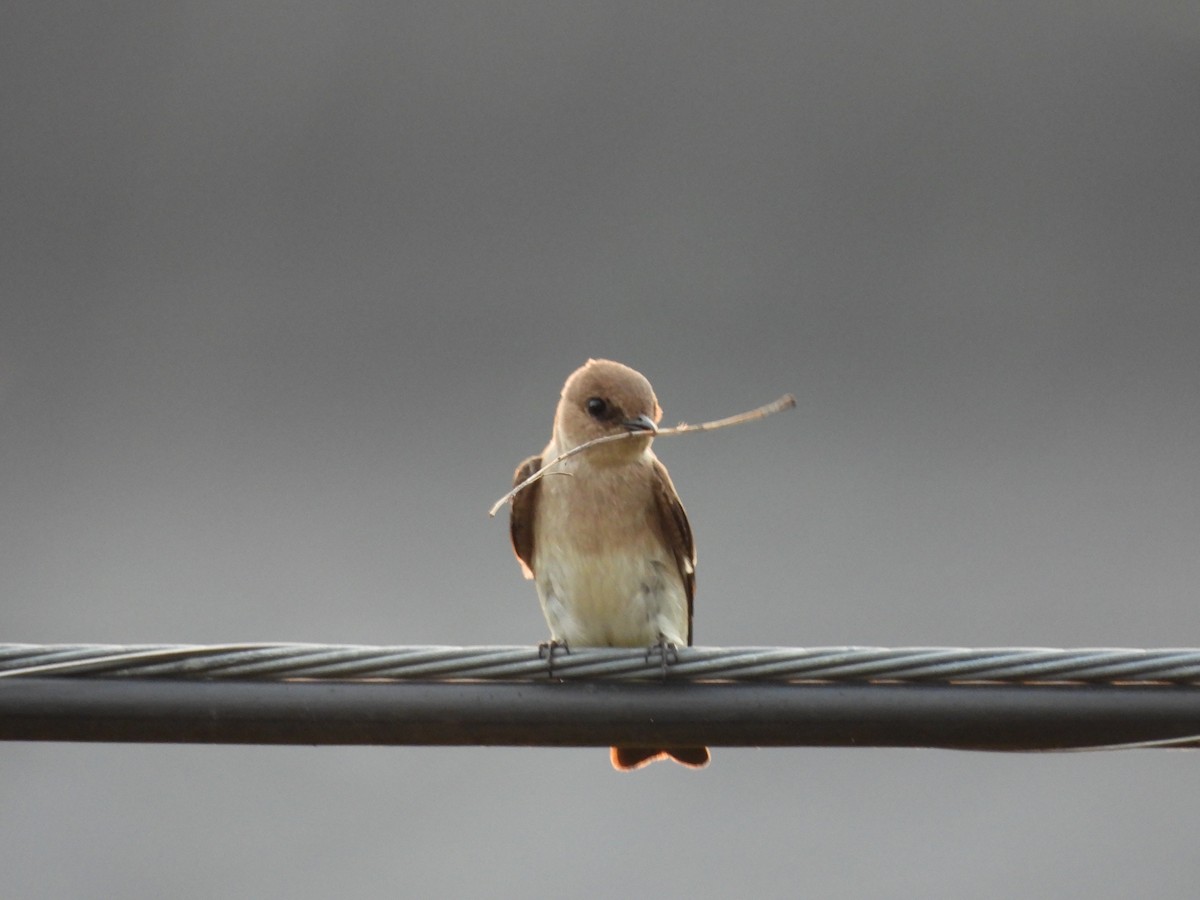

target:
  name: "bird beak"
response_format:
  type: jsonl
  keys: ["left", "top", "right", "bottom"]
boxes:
{"left": 622, "top": 414, "right": 659, "bottom": 434}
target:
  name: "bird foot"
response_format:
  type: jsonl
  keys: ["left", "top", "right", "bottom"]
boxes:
{"left": 645, "top": 636, "right": 678, "bottom": 680}
{"left": 538, "top": 639, "right": 570, "bottom": 678}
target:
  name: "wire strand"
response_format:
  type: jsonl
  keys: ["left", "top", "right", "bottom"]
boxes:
{"left": 3, "top": 643, "right": 1200, "bottom": 684}
{"left": 4, "top": 644, "right": 1200, "bottom": 751}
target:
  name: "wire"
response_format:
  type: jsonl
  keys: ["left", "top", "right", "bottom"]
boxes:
{"left": 4, "top": 644, "right": 1199, "bottom": 751}
{"left": 3, "top": 643, "right": 1200, "bottom": 683}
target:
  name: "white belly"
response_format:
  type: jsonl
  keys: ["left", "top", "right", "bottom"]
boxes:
{"left": 528, "top": 453, "right": 690, "bottom": 648}
{"left": 534, "top": 547, "right": 688, "bottom": 647}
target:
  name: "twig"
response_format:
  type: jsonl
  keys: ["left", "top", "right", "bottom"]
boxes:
{"left": 488, "top": 394, "right": 796, "bottom": 516}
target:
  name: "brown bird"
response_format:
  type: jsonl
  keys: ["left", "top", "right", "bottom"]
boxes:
{"left": 509, "top": 359, "right": 710, "bottom": 771}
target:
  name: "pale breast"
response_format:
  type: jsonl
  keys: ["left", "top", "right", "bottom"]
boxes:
{"left": 532, "top": 457, "right": 688, "bottom": 647}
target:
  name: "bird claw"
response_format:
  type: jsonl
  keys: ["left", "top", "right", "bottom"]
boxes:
{"left": 538, "top": 639, "right": 570, "bottom": 678}
{"left": 645, "top": 636, "right": 678, "bottom": 679}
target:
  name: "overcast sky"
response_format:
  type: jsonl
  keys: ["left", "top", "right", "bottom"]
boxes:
{"left": 3, "top": 4, "right": 1199, "bottom": 898}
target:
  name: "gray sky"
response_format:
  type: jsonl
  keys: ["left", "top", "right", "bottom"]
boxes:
{"left": 3, "top": 4, "right": 1199, "bottom": 898}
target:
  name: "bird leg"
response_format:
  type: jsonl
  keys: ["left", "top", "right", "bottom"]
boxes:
{"left": 645, "top": 634, "right": 678, "bottom": 680}
{"left": 538, "top": 639, "right": 570, "bottom": 678}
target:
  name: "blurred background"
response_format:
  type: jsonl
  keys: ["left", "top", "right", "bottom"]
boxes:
{"left": 3, "top": 3, "right": 1199, "bottom": 897}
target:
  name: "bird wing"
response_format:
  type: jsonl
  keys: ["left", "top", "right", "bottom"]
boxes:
{"left": 650, "top": 458, "right": 697, "bottom": 644}
{"left": 508, "top": 455, "right": 542, "bottom": 579}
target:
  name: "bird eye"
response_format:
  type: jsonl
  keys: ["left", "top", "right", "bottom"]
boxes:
{"left": 585, "top": 397, "right": 608, "bottom": 419}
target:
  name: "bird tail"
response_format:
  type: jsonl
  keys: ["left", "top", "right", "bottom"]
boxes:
{"left": 610, "top": 746, "right": 711, "bottom": 771}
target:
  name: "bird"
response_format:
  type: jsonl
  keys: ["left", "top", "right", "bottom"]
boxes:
{"left": 508, "top": 359, "right": 710, "bottom": 771}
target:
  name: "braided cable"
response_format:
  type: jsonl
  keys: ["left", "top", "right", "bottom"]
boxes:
{"left": 3, "top": 643, "right": 1200, "bottom": 684}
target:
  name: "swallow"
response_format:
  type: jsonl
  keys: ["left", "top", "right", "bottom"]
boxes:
{"left": 509, "top": 359, "right": 710, "bottom": 770}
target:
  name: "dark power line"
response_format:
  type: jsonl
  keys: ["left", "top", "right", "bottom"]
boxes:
{"left": 2, "top": 644, "right": 1199, "bottom": 751}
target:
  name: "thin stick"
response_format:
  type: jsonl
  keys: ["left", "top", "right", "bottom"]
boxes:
{"left": 488, "top": 393, "right": 796, "bottom": 516}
